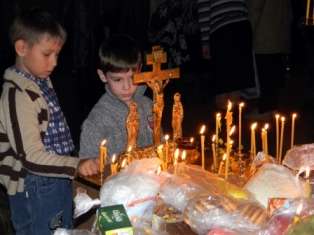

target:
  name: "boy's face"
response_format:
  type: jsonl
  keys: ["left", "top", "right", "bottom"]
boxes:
{"left": 15, "top": 36, "right": 62, "bottom": 79}
{"left": 97, "top": 69, "right": 138, "bottom": 106}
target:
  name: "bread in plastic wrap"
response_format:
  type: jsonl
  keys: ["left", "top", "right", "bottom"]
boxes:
{"left": 244, "top": 164, "right": 304, "bottom": 208}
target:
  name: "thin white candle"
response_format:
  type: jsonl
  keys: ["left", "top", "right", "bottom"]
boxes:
{"left": 291, "top": 114, "right": 297, "bottom": 149}
{"left": 174, "top": 149, "right": 179, "bottom": 175}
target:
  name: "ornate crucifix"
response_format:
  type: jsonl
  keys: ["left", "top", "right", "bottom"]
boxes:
{"left": 134, "top": 46, "right": 180, "bottom": 145}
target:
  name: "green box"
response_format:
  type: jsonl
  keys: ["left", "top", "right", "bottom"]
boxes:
{"left": 96, "top": 204, "right": 133, "bottom": 235}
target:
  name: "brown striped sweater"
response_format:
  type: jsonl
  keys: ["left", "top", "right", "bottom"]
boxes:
{"left": 0, "top": 69, "right": 80, "bottom": 195}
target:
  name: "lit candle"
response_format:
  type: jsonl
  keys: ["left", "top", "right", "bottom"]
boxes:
{"left": 265, "top": 124, "right": 269, "bottom": 163}
{"left": 261, "top": 129, "right": 265, "bottom": 153}
{"left": 225, "top": 101, "right": 232, "bottom": 179}
{"left": 121, "top": 158, "right": 127, "bottom": 170}
{"left": 216, "top": 113, "right": 221, "bottom": 144}
{"left": 165, "top": 135, "right": 169, "bottom": 167}
{"left": 279, "top": 117, "right": 285, "bottom": 164}
{"left": 157, "top": 165, "right": 162, "bottom": 175}
{"left": 306, "top": 166, "right": 311, "bottom": 198}
{"left": 251, "top": 123, "right": 257, "bottom": 157}
{"left": 157, "top": 145, "right": 165, "bottom": 171}
{"left": 127, "top": 146, "right": 132, "bottom": 165}
{"left": 212, "top": 135, "right": 217, "bottom": 171}
{"left": 110, "top": 154, "right": 117, "bottom": 175}
{"left": 238, "top": 103, "right": 244, "bottom": 153}
{"left": 174, "top": 149, "right": 179, "bottom": 175}
{"left": 200, "top": 125, "right": 206, "bottom": 170}
{"left": 218, "top": 153, "right": 226, "bottom": 175}
{"left": 291, "top": 114, "right": 297, "bottom": 149}
{"left": 99, "top": 139, "right": 107, "bottom": 173}
{"left": 306, "top": 0, "right": 311, "bottom": 19}
{"left": 182, "top": 150, "right": 186, "bottom": 172}
{"left": 276, "top": 114, "right": 280, "bottom": 161}
{"left": 294, "top": 204, "right": 303, "bottom": 223}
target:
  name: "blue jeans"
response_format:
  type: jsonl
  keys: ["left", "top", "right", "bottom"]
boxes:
{"left": 8, "top": 173, "right": 73, "bottom": 235}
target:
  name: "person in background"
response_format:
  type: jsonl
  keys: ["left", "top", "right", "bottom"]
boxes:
{"left": 244, "top": 0, "right": 293, "bottom": 121}
{"left": 79, "top": 35, "right": 154, "bottom": 160}
{"left": 0, "top": 8, "right": 99, "bottom": 235}
{"left": 197, "top": 0, "right": 255, "bottom": 110}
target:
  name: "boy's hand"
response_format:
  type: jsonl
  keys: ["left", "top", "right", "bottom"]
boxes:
{"left": 77, "top": 158, "right": 99, "bottom": 176}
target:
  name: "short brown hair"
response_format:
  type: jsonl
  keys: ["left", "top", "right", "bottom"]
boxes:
{"left": 98, "top": 35, "right": 141, "bottom": 74}
{"left": 9, "top": 7, "right": 67, "bottom": 48}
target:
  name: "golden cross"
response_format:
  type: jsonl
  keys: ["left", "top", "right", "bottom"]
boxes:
{"left": 134, "top": 46, "right": 180, "bottom": 145}
{"left": 134, "top": 46, "right": 180, "bottom": 88}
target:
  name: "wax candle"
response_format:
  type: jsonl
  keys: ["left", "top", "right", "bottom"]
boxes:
{"left": 251, "top": 123, "right": 257, "bottom": 157}
{"left": 291, "top": 114, "right": 297, "bottom": 149}
{"left": 165, "top": 135, "right": 169, "bottom": 167}
{"left": 279, "top": 117, "right": 285, "bottom": 164}
{"left": 110, "top": 154, "right": 117, "bottom": 175}
{"left": 99, "top": 139, "right": 107, "bottom": 173}
{"left": 121, "top": 158, "right": 127, "bottom": 170}
{"left": 174, "top": 149, "right": 179, "bottom": 175}
{"left": 238, "top": 103, "right": 244, "bottom": 153}
{"left": 218, "top": 153, "right": 226, "bottom": 175}
{"left": 216, "top": 113, "right": 221, "bottom": 144}
{"left": 157, "top": 166, "right": 162, "bottom": 175}
{"left": 212, "top": 135, "right": 217, "bottom": 171}
{"left": 182, "top": 150, "right": 186, "bottom": 172}
{"left": 306, "top": 0, "right": 311, "bottom": 19}
{"left": 306, "top": 166, "right": 311, "bottom": 198}
{"left": 225, "top": 101, "right": 232, "bottom": 179}
{"left": 127, "top": 146, "right": 132, "bottom": 165}
{"left": 276, "top": 115, "right": 280, "bottom": 161}
{"left": 200, "top": 125, "right": 205, "bottom": 170}
{"left": 157, "top": 145, "right": 165, "bottom": 171}
{"left": 294, "top": 204, "right": 303, "bottom": 223}
{"left": 265, "top": 124, "right": 269, "bottom": 163}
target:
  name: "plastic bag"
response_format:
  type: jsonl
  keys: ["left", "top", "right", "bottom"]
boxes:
{"left": 283, "top": 143, "right": 314, "bottom": 171}
{"left": 99, "top": 158, "right": 161, "bottom": 222}
{"left": 53, "top": 228, "right": 93, "bottom": 235}
{"left": 183, "top": 194, "right": 270, "bottom": 235}
{"left": 244, "top": 164, "right": 304, "bottom": 208}
{"left": 73, "top": 188, "right": 100, "bottom": 218}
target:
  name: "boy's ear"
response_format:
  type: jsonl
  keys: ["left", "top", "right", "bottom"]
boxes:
{"left": 97, "top": 69, "right": 107, "bottom": 83}
{"left": 15, "top": 40, "right": 28, "bottom": 56}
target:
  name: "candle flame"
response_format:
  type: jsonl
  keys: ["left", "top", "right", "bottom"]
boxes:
{"left": 157, "top": 166, "right": 161, "bottom": 175}
{"left": 251, "top": 122, "right": 257, "bottom": 130}
{"left": 165, "top": 135, "right": 169, "bottom": 141}
{"left": 229, "top": 126, "right": 235, "bottom": 136}
{"left": 293, "top": 113, "right": 297, "bottom": 118}
{"left": 175, "top": 148, "right": 179, "bottom": 159}
{"left": 216, "top": 113, "right": 221, "bottom": 118}
{"left": 306, "top": 166, "right": 310, "bottom": 178}
{"left": 276, "top": 114, "right": 280, "bottom": 119}
{"left": 182, "top": 150, "right": 186, "bottom": 161}
{"left": 230, "top": 140, "right": 233, "bottom": 145}
{"left": 296, "top": 204, "right": 303, "bottom": 216}
{"left": 101, "top": 139, "right": 107, "bottom": 146}
{"left": 128, "top": 146, "right": 132, "bottom": 152}
{"left": 200, "top": 125, "right": 205, "bottom": 134}
{"left": 222, "top": 153, "right": 226, "bottom": 161}
{"left": 239, "top": 103, "right": 244, "bottom": 107}
{"left": 281, "top": 117, "right": 285, "bottom": 122}
{"left": 190, "top": 137, "right": 194, "bottom": 142}
{"left": 121, "top": 158, "right": 127, "bottom": 168}
{"left": 212, "top": 135, "right": 216, "bottom": 142}
{"left": 265, "top": 124, "right": 269, "bottom": 130}
{"left": 228, "top": 100, "right": 232, "bottom": 110}
{"left": 158, "top": 145, "right": 163, "bottom": 150}
{"left": 111, "top": 154, "right": 116, "bottom": 164}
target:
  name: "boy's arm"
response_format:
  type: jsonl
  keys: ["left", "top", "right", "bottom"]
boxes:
{"left": 3, "top": 86, "right": 98, "bottom": 177}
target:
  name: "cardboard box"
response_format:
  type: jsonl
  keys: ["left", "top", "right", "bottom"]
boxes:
{"left": 97, "top": 204, "right": 133, "bottom": 235}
